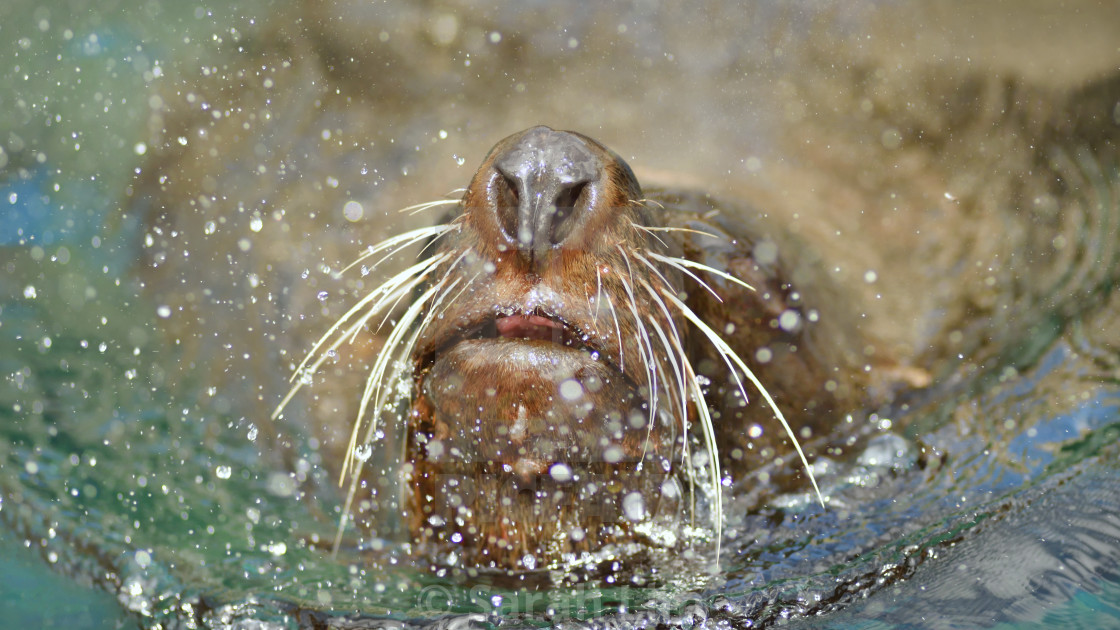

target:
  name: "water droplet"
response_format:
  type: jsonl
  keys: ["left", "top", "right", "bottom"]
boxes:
{"left": 559, "top": 379, "right": 582, "bottom": 401}
{"left": 778, "top": 309, "right": 801, "bottom": 332}
{"left": 134, "top": 550, "right": 151, "bottom": 568}
{"left": 603, "top": 445, "right": 623, "bottom": 464}
{"left": 343, "top": 200, "right": 364, "bottom": 222}
{"left": 622, "top": 492, "right": 647, "bottom": 522}
{"left": 215, "top": 464, "right": 232, "bottom": 479}
{"left": 266, "top": 472, "right": 296, "bottom": 497}
{"left": 355, "top": 443, "right": 373, "bottom": 462}
{"left": 549, "top": 463, "right": 573, "bottom": 483}
{"left": 661, "top": 477, "right": 679, "bottom": 497}
{"left": 753, "top": 241, "right": 779, "bottom": 265}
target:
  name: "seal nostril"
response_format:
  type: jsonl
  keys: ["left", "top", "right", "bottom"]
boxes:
{"left": 555, "top": 182, "right": 586, "bottom": 212}
{"left": 494, "top": 171, "right": 521, "bottom": 243}
{"left": 505, "top": 175, "right": 521, "bottom": 206}
{"left": 550, "top": 181, "right": 587, "bottom": 245}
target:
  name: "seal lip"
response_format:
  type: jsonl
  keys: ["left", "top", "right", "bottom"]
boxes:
{"left": 494, "top": 312, "right": 565, "bottom": 341}
{"left": 419, "top": 308, "right": 595, "bottom": 362}
{"left": 415, "top": 304, "right": 635, "bottom": 380}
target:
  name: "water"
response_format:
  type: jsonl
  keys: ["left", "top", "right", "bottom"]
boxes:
{"left": 2, "top": 1, "right": 1119, "bottom": 628}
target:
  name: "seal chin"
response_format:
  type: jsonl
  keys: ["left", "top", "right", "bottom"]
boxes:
{"left": 420, "top": 335, "right": 653, "bottom": 466}
{"left": 410, "top": 339, "right": 676, "bottom": 569}
{"left": 411, "top": 322, "right": 677, "bottom": 569}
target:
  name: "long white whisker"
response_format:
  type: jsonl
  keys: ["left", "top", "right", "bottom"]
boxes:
{"left": 340, "top": 274, "right": 451, "bottom": 481}
{"left": 338, "top": 253, "right": 451, "bottom": 344}
{"left": 641, "top": 313, "right": 687, "bottom": 459}
{"left": 603, "top": 289, "right": 626, "bottom": 374}
{"left": 631, "top": 251, "right": 679, "bottom": 297}
{"left": 616, "top": 246, "right": 661, "bottom": 441}
{"left": 593, "top": 265, "right": 604, "bottom": 324}
{"left": 618, "top": 272, "right": 660, "bottom": 448}
{"left": 641, "top": 288, "right": 723, "bottom": 560}
{"left": 680, "top": 349, "right": 722, "bottom": 563}
{"left": 636, "top": 281, "right": 687, "bottom": 418}
{"left": 637, "top": 276, "right": 718, "bottom": 552}
{"left": 648, "top": 252, "right": 756, "bottom": 293}
{"left": 348, "top": 227, "right": 452, "bottom": 282}
{"left": 629, "top": 219, "right": 671, "bottom": 250}
{"left": 434, "top": 270, "right": 480, "bottom": 322}
{"left": 353, "top": 262, "right": 468, "bottom": 464}
{"left": 334, "top": 276, "right": 460, "bottom": 553}
{"left": 342, "top": 224, "right": 453, "bottom": 274}
{"left": 640, "top": 312, "right": 700, "bottom": 539}
{"left": 642, "top": 250, "right": 724, "bottom": 303}
{"left": 356, "top": 278, "right": 459, "bottom": 470}
{"left": 272, "top": 253, "right": 450, "bottom": 422}
{"left": 368, "top": 266, "right": 441, "bottom": 335}
{"left": 633, "top": 223, "right": 721, "bottom": 240}
{"left": 661, "top": 291, "right": 825, "bottom": 508}
{"left": 397, "top": 198, "right": 462, "bottom": 216}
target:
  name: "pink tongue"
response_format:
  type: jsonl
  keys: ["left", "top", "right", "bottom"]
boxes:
{"left": 496, "top": 314, "right": 563, "bottom": 341}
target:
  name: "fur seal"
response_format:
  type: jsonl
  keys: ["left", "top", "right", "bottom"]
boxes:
{"left": 130, "top": 3, "right": 1120, "bottom": 581}
{"left": 274, "top": 126, "right": 883, "bottom": 571}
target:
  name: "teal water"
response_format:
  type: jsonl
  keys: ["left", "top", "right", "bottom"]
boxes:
{"left": 2, "top": 1, "right": 1120, "bottom": 628}
{"left": 0, "top": 526, "right": 139, "bottom": 628}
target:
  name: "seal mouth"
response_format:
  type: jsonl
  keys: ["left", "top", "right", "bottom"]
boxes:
{"left": 495, "top": 312, "right": 568, "bottom": 342}
{"left": 419, "top": 308, "right": 611, "bottom": 372}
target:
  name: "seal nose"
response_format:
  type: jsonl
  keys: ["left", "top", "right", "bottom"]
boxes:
{"left": 492, "top": 126, "right": 601, "bottom": 261}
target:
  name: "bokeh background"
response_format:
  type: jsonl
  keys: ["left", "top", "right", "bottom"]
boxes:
{"left": 2, "top": 1, "right": 1120, "bottom": 627}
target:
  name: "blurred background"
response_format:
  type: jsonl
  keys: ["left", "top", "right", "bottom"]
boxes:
{"left": 2, "top": 1, "right": 1120, "bottom": 627}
